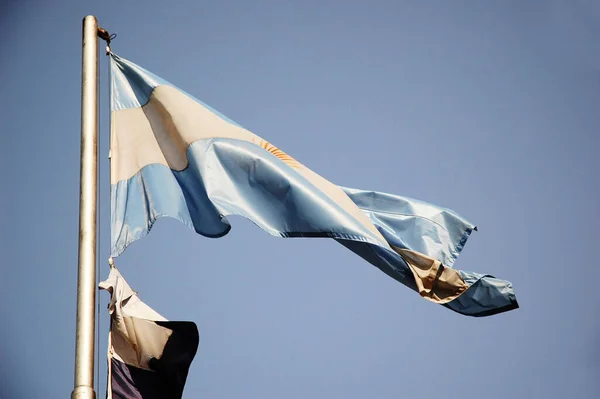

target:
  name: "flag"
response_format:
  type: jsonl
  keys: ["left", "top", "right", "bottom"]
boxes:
{"left": 109, "top": 53, "right": 518, "bottom": 317}
{"left": 100, "top": 266, "right": 199, "bottom": 399}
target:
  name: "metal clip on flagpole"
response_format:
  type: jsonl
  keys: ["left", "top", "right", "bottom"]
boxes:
{"left": 71, "top": 15, "right": 112, "bottom": 399}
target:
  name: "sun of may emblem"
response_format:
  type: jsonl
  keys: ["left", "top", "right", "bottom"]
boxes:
{"left": 258, "top": 139, "right": 301, "bottom": 169}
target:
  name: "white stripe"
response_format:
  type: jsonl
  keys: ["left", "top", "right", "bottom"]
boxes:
{"left": 111, "top": 85, "right": 260, "bottom": 184}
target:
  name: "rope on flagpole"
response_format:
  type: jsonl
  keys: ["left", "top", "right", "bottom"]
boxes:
{"left": 98, "top": 28, "right": 116, "bottom": 55}
{"left": 95, "top": 25, "right": 114, "bottom": 397}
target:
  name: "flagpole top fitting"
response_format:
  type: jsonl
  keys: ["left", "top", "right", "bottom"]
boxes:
{"left": 97, "top": 27, "right": 116, "bottom": 55}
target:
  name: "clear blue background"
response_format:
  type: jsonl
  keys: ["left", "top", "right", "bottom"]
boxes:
{"left": 2, "top": 1, "right": 599, "bottom": 398}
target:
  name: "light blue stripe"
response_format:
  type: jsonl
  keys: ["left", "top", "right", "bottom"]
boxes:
{"left": 110, "top": 54, "right": 170, "bottom": 111}
{"left": 110, "top": 164, "right": 209, "bottom": 256}
{"left": 112, "top": 138, "right": 386, "bottom": 256}
{"left": 340, "top": 187, "right": 475, "bottom": 267}
{"left": 110, "top": 54, "right": 243, "bottom": 128}
{"left": 446, "top": 272, "right": 518, "bottom": 317}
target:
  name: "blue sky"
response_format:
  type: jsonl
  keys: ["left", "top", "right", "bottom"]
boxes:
{"left": 2, "top": 1, "right": 599, "bottom": 398}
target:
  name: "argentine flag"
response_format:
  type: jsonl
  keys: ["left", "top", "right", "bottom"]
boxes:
{"left": 109, "top": 53, "right": 518, "bottom": 317}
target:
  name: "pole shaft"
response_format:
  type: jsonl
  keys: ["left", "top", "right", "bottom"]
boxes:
{"left": 72, "top": 15, "right": 98, "bottom": 399}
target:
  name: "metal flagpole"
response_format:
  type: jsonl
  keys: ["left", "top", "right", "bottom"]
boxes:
{"left": 72, "top": 15, "right": 110, "bottom": 399}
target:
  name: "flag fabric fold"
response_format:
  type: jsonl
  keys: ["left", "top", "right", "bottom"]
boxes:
{"left": 100, "top": 266, "right": 199, "bottom": 399}
{"left": 109, "top": 53, "right": 518, "bottom": 317}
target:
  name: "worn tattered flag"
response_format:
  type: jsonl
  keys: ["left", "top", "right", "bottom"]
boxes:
{"left": 100, "top": 266, "right": 199, "bottom": 399}
{"left": 109, "top": 53, "right": 518, "bottom": 316}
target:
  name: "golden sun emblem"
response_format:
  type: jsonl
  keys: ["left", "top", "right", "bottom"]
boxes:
{"left": 258, "top": 139, "right": 301, "bottom": 169}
